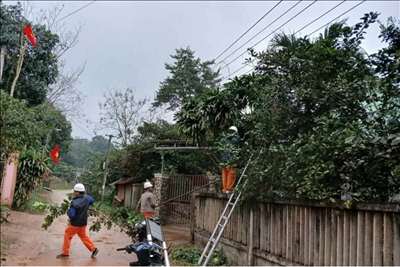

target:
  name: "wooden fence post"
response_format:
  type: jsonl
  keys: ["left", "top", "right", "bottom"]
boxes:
{"left": 248, "top": 206, "right": 254, "bottom": 266}
{"left": 190, "top": 193, "right": 196, "bottom": 243}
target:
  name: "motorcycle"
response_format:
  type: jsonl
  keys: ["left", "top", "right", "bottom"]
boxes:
{"left": 117, "top": 217, "right": 170, "bottom": 267}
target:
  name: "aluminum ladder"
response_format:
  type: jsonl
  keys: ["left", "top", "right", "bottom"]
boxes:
{"left": 197, "top": 152, "right": 255, "bottom": 266}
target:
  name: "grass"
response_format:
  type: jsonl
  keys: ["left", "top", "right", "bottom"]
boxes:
{"left": 169, "top": 247, "right": 227, "bottom": 266}
{"left": 0, "top": 205, "right": 10, "bottom": 224}
{"left": 1, "top": 233, "right": 7, "bottom": 262}
{"left": 25, "top": 190, "right": 51, "bottom": 213}
{"left": 94, "top": 202, "right": 115, "bottom": 215}
{"left": 51, "top": 182, "right": 74, "bottom": 190}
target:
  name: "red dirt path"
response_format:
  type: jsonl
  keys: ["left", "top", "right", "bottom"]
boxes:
{"left": 0, "top": 190, "right": 191, "bottom": 266}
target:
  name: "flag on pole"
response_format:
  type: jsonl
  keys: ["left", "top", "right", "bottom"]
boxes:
{"left": 50, "top": 145, "right": 59, "bottom": 164}
{"left": 23, "top": 24, "right": 36, "bottom": 47}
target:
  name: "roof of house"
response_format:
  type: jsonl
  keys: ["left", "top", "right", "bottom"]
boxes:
{"left": 114, "top": 177, "right": 137, "bottom": 185}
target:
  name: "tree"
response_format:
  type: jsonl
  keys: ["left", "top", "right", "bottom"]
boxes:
{"left": 107, "top": 120, "right": 218, "bottom": 183}
{"left": 61, "top": 138, "right": 92, "bottom": 168}
{"left": 97, "top": 87, "right": 149, "bottom": 147}
{"left": 0, "top": 3, "right": 86, "bottom": 116}
{"left": 33, "top": 4, "right": 87, "bottom": 118}
{"left": 33, "top": 100, "right": 72, "bottom": 153}
{"left": 0, "top": 91, "right": 72, "bottom": 160}
{"left": 0, "top": 91, "right": 43, "bottom": 159}
{"left": 152, "top": 46, "right": 221, "bottom": 111}
{"left": 0, "top": 3, "right": 60, "bottom": 106}
{"left": 89, "top": 135, "right": 111, "bottom": 154}
{"left": 52, "top": 163, "right": 77, "bottom": 183}
{"left": 13, "top": 148, "right": 50, "bottom": 210}
{"left": 175, "top": 13, "right": 400, "bottom": 202}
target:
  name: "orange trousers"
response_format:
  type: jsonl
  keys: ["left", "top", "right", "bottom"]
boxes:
{"left": 142, "top": 212, "right": 154, "bottom": 218}
{"left": 61, "top": 225, "right": 95, "bottom": 255}
{"left": 222, "top": 166, "right": 237, "bottom": 193}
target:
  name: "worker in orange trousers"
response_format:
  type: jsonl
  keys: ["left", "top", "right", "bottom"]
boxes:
{"left": 136, "top": 182, "right": 159, "bottom": 218}
{"left": 219, "top": 126, "right": 241, "bottom": 194}
{"left": 57, "top": 183, "right": 99, "bottom": 259}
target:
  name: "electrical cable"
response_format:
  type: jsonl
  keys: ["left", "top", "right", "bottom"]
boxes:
{"left": 213, "top": 1, "right": 283, "bottom": 62}
{"left": 307, "top": 0, "right": 366, "bottom": 36}
{"left": 293, "top": 0, "right": 346, "bottom": 35}
{"left": 69, "top": 118, "right": 95, "bottom": 138}
{"left": 221, "top": 0, "right": 365, "bottom": 81}
{"left": 213, "top": 0, "right": 303, "bottom": 70}
{"left": 219, "top": 0, "right": 317, "bottom": 73}
{"left": 55, "top": 1, "right": 97, "bottom": 23}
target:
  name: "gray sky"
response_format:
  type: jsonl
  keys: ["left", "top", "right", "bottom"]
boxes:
{"left": 9, "top": 1, "right": 400, "bottom": 139}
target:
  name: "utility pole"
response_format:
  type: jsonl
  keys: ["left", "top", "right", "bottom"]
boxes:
{"left": 0, "top": 46, "right": 6, "bottom": 83}
{"left": 101, "top": 134, "right": 114, "bottom": 202}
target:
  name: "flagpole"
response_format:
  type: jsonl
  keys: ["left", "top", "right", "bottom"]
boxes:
{"left": 10, "top": 29, "right": 28, "bottom": 98}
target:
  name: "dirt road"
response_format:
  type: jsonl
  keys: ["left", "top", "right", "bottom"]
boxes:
{"left": 1, "top": 190, "right": 137, "bottom": 266}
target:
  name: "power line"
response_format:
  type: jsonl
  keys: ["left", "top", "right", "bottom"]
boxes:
{"left": 221, "top": 0, "right": 365, "bottom": 82}
{"left": 69, "top": 118, "right": 95, "bottom": 138}
{"left": 293, "top": 0, "right": 346, "bottom": 35}
{"left": 213, "top": 1, "right": 283, "bottom": 62}
{"left": 55, "top": 1, "right": 97, "bottom": 23}
{"left": 214, "top": 0, "right": 303, "bottom": 70}
{"left": 307, "top": 0, "right": 365, "bottom": 36}
{"left": 219, "top": 1, "right": 317, "bottom": 73}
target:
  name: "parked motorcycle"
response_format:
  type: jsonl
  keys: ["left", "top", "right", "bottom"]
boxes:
{"left": 117, "top": 218, "right": 170, "bottom": 267}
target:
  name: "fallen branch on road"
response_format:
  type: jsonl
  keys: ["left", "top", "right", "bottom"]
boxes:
{"left": 37, "top": 197, "right": 142, "bottom": 240}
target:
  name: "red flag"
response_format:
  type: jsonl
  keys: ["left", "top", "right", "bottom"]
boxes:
{"left": 23, "top": 24, "right": 36, "bottom": 47}
{"left": 50, "top": 145, "right": 59, "bottom": 164}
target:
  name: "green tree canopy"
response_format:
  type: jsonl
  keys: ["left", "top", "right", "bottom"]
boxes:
{"left": 108, "top": 120, "right": 218, "bottom": 183}
{"left": 61, "top": 138, "right": 92, "bottom": 168}
{"left": 0, "top": 2, "right": 59, "bottom": 106}
{"left": 89, "top": 135, "right": 110, "bottom": 154}
{"left": 152, "top": 47, "right": 221, "bottom": 111}
{"left": 175, "top": 13, "right": 400, "bottom": 202}
{"left": 0, "top": 91, "right": 72, "bottom": 159}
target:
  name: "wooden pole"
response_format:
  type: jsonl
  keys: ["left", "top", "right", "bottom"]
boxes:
{"left": 248, "top": 207, "right": 254, "bottom": 266}
{"left": 190, "top": 193, "right": 196, "bottom": 243}
{"left": 10, "top": 31, "right": 28, "bottom": 97}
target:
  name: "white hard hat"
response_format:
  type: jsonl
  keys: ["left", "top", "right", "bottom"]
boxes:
{"left": 229, "top": 126, "right": 238, "bottom": 133}
{"left": 144, "top": 182, "right": 153, "bottom": 189}
{"left": 73, "top": 183, "right": 85, "bottom": 192}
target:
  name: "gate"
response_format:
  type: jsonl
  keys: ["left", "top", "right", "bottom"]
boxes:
{"left": 166, "top": 174, "right": 209, "bottom": 228}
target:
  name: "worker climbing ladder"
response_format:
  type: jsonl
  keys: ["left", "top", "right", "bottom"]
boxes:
{"left": 198, "top": 149, "right": 262, "bottom": 266}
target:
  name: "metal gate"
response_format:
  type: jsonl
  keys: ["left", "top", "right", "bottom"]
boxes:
{"left": 166, "top": 174, "right": 209, "bottom": 228}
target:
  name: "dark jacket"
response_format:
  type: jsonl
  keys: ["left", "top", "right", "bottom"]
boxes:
{"left": 68, "top": 194, "right": 94, "bottom": 227}
{"left": 219, "top": 134, "right": 240, "bottom": 165}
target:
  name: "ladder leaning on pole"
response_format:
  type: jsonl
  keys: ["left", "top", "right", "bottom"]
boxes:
{"left": 197, "top": 152, "right": 256, "bottom": 266}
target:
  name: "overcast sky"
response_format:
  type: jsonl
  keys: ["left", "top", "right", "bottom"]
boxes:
{"left": 8, "top": 1, "right": 400, "bottom": 140}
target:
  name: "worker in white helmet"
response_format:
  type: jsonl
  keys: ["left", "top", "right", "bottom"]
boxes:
{"left": 135, "top": 181, "right": 159, "bottom": 218}
{"left": 219, "top": 126, "right": 240, "bottom": 194}
{"left": 57, "top": 183, "right": 99, "bottom": 259}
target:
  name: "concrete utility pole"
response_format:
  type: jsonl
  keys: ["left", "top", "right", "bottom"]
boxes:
{"left": 0, "top": 46, "right": 6, "bottom": 83}
{"left": 101, "top": 134, "right": 114, "bottom": 202}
